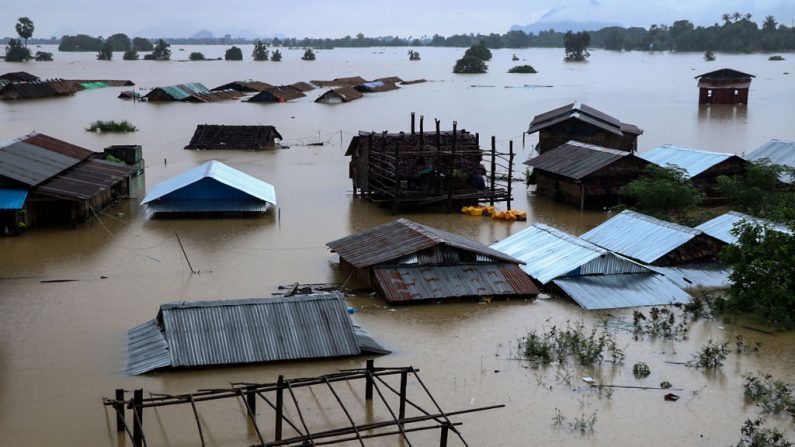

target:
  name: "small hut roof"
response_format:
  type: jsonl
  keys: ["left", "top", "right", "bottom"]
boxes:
{"left": 248, "top": 86, "right": 306, "bottom": 102}
{"left": 211, "top": 80, "right": 273, "bottom": 92}
{"left": 290, "top": 81, "right": 315, "bottom": 92}
{"left": 184, "top": 124, "right": 283, "bottom": 150}
{"left": 694, "top": 68, "right": 755, "bottom": 80}
{"left": 315, "top": 86, "right": 363, "bottom": 103}
{"left": 0, "top": 71, "right": 39, "bottom": 82}
{"left": 527, "top": 101, "right": 642, "bottom": 136}
{"left": 638, "top": 145, "right": 745, "bottom": 179}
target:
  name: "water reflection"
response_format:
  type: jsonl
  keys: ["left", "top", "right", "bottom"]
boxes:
{"left": 697, "top": 104, "right": 748, "bottom": 122}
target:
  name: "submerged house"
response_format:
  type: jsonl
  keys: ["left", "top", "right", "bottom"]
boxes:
{"left": 141, "top": 160, "right": 276, "bottom": 215}
{"left": 184, "top": 125, "right": 282, "bottom": 150}
{"left": 247, "top": 86, "right": 306, "bottom": 103}
{"left": 0, "top": 79, "right": 78, "bottom": 100}
{"left": 639, "top": 145, "right": 747, "bottom": 193}
{"left": 525, "top": 140, "right": 650, "bottom": 209}
{"left": 0, "top": 71, "right": 39, "bottom": 82}
{"left": 696, "top": 211, "right": 792, "bottom": 245}
{"left": 211, "top": 79, "right": 273, "bottom": 92}
{"left": 355, "top": 80, "right": 399, "bottom": 93}
{"left": 315, "top": 86, "right": 364, "bottom": 104}
{"left": 581, "top": 210, "right": 725, "bottom": 266}
{"left": 125, "top": 293, "right": 388, "bottom": 375}
{"left": 695, "top": 68, "right": 754, "bottom": 105}
{"left": 491, "top": 224, "right": 691, "bottom": 309}
{"left": 290, "top": 81, "right": 316, "bottom": 92}
{"left": 0, "top": 132, "right": 136, "bottom": 232}
{"left": 310, "top": 76, "right": 368, "bottom": 87}
{"left": 327, "top": 218, "right": 539, "bottom": 303}
{"left": 143, "top": 83, "right": 244, "bottom": 102}
{"left": 527, "top": 102, "right": 643, "bottom": 154}
{"left": 747, "top": 139, "right": 795, "bottom": 184}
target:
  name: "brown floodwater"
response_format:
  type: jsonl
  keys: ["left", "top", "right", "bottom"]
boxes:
{"left": 1, "top": 46, "right": 794, "bottom": 446}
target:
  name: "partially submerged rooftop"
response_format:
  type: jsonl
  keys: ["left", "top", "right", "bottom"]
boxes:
{"left": 638, "top": 145, "right": 744, "bottom": 179}
{"left": 747, "top": 139, "right": 795, "bottom": 183}
{"left": 696, "top": 211, "right": 792, "bottom": 245}
{"left": 524, "top": 141, "right": 643, "bottom": 180}
{"left": 184, "top": 124, "right": 282, "bottom": 150}
{"left": 527, "top": 101, "right": 643, "bottom": 136}
{"left": 126, "top": 293, "right": 388, "bottom": 375}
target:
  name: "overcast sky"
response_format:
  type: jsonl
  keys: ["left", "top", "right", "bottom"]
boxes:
{"left": 5, "top": 0, "right": 795, "bottom": 39}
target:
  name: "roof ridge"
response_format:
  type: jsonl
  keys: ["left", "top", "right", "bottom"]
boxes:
{"left": 656, "top": 144, "right": 729, "bottom": 156}
{"left": 398, "top": 218, "right": 446, "bottom": 244}
{"left": 565, "top": 140, "right": 629, "bottom": 155}
{"left": 620, "top": 210, "right": 702, "bottom": 235}
{"left": 534, "top": 223, "right": 606, "bottom": 252}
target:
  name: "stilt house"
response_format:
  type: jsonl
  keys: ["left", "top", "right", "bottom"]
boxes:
{"left": 695, "top": 68, "right": 754, "bottom": 105}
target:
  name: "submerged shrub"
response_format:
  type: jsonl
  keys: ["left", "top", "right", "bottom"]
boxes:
{"left": 633, "top": 362, "right": 651, "bottom": 378}
{"left": 743, "top": 373, "right": 795, "bottom": 416}
{"left": 86, "top": 120, "right": 138, "bottom": 133}
{"left": 518, "top": 320, "right": 624, "bottom": 366}
{"left": 688, "top": 340, "right": 730, "bottom": 369}
{"left": 735, "top": 419, "right": 792, "bottom": 447}
{"left": 508, "top": 65, "right": 537, "bottom": 73}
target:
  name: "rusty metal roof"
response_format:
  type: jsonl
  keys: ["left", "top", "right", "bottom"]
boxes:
{"left": 184, "top": 125, "right": 283, "bottom": 150}
{"left": 290, "top": 81, "right": 315, "bottom": 92}
{"left": 247, "top": 86, "right": 305, "bottom": 103}
{"left": 211, "top": 80, "right": 273, "bottom": 92}
{"left": 553, "top": 273, "right": 692, "bottom": 310}
{"left": 125, "top": 293, "right": 387, "bottom": 375}
{"left": 694, "top": 68, "right": 755, "bottom": 79}
{"left": 35, "top": 159, "right": 134, "bottom": 200}
{"left": 0, "top": 71, "right": 39, "bottom": 82}
{"left": 373, "top": 264, "right": 538, "bottom": 302}
{"left": 0, "top": 132, "right": 93, "bottom": 186}
{"left": 315, "top": 86, "right": 364, "bottom": 103}
{"left": 524, "top": 140, "right": 643, "bottom": 180}
{"left": 328, "top": 218, "right": 523, "bottom": 269}
{"left": 527, "top": 101, "right": 643, "bottom": 136}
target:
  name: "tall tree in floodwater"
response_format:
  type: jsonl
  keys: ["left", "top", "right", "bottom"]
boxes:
{"left": 15, "top": 17, "right": 34, "bottom": 47}
{"left": 563, "top": 31, "right": 590, "bottom": 61}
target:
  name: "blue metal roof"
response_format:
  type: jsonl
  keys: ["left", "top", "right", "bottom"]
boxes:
{"left": 695, "top": 211, "right": 792, "bottom": 245}
{"left": 553, "top": 273, "right": 692, "bottom": 310}
{"left": 581, "top": 210, "right": 702, "bottom": 264}
{"left": 639, "top": 145, "right": 735, "bottom": 178}
{"left": 126, "top": 293, "right": 387, "bottom": 375}
{"left": 747, "top": 139, "right": 795, "bottom": 183}
{"left": 651, "top": 263, "right": 733, "bottom": 290}
{"left": 141, "top": 160, "right": 277, "bottom": 212}
{"left": 0, "top": 188, "right": 28, "bottom": 210}
{"left": 491, "top": 223, "right": 648, "bottom": 284}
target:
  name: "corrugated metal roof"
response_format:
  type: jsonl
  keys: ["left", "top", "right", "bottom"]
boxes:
{"left": 694, "top": 68, "right": 755, "bottom": 79}
{"left": 145, "top": 199, "right": 270, "bottom": 213}
{"left": 651, "top": 263, "right": 733, "bottom": 290}
{"left": 373, "top": 264, "right": 539, "bottom": 302}
{"left": 695, "top": 211, "right": 792, "bottom": 244}
{"left": 491, "top": 223, "right": 648, "bottom": 284}
{"left": 638, "top": 145, "right": 738, "bottom": 178}
{"left": 527, "top": 102, "right": 642, "bottom": 136}
{"left": 0, "top": 134, "right": 89, "bottom": 186}
{"left": 315, "top": 86, "right": 364, "bottom": 103}
{"left": 747, "top": 139, "right": 795, "bottom": 183}
{"left": 144, "top": 83, "right": 210, "bottom": 101}
{"left": 247, "top": 86, "right": 305, "bottom": 103}
{"left": 524, "top": 141, "right": 638, "bottom": 179}
{"left": 141, "top": 160, "right": 277, "bottom": 209}
{"left": 36, "top": 159, "right": 134, "bottom": 200}
{"left": 553, "top": 273, "right": 692, "bottom": 310}
{"left": 125, "top": 293, "right": 386, "bottom": 374}
{"left": 581, "top": 210, "right": 702, "bottom": 264}
{"left": 0, "top": 188, "right": 28, "bottom": 209}
{"left": 328, "top": 218, "right": 522, "bottom": 269}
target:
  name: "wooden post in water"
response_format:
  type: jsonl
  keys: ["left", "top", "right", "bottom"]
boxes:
{"left": 439, "top": 423, "right": 450, "bottom": 447}
{"left": 411, "top": 112, "right": 415, "bottom": 135}
{"left": 132, "top": 388, "right": 144, "bottom": 447}
{"left": 490, "top": 136, "right": 496, "bottom": 207}
{"left": 246, "top": 385, "right": 257, "bottom": 415}
{"left": 447, "top": 121, "right": 457, "bottom": 213}
{"left": 275, "top": 375, "right": 284, "bottom": 441}
{"left": 393, "top": 140, "right": 400, "bottom": 215}
{"left": 399, "top": 371, "right": 408, "bottom": 419}
{"left": 522, "top": 131, "right": 526, "bottom": 147}
{"left": 419, "top": 115, "right": 425, "bottom": 146}
{"left": 435, "top": 119, "right": 440, "bottom": 150}
{"left": 507, "top": 141, "right": 514, "bottom": 211}
{"left": 365, "top": 360, "right": 375, "bottom": 400}
{"left": 115, "top": 389, "right": 125, "bottom": 433}
{"left": 366, "top": 133, "right": 374, "bottom": 198}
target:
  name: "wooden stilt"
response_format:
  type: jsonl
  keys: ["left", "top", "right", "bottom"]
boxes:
{"left": 399, "top": 371, "right": 408, "bottom": 419}
{"left": 115, "top": 389, "right": 125, "bottom": 433}
{"left": 440, "top": 423, "right": 450, "bottom": 447}
{"left": 365, "top": 360, "right": 374, "bottom": 400}
{"left": 275, "top": 375, "right": 284, "bottom": 441}
{"left": 132, "top": 388, "right": 144, "bottom": 447}
{"left": 490, "top": 136, "right": 496, "bottom": 207}
{"left": 507, "top": 141, "right": 514, "bottom": 211}
{"left": 246, "top": 385, "right": 256, "bottom": 415}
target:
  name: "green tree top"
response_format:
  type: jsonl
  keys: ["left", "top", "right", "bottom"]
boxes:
{"left": 15, "top": 17, "right": 34, "bottom": 46}
{"left": 151, "top": 39, "right": 170, "bottom": 60}
{"left": 97, "top": 41, "right": 113, "bottom": 60}
{"left": 620, "top": 165, "right": 702, "bottom": 221}
{"left": 464, "top": 41, "right": 492, "bottom": 61}
{"left": 225, "top": 46, "right": 243, "bottom": 61}
{"left": 252, "top": 40, "right": 269, "bottom": 61}
{"left": 564, "top": 31, "right": 590, "bottom": 61}
{"left": 453, "top": 54, "right": 487, "bottom": 73}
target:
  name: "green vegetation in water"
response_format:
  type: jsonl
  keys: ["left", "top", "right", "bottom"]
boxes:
{"left": 552, "top": 408, "right": 598, "bottom": 434}
{"left": 453, "top": 55, "right": 487, "bottom": 73}
{"left": 518, "top": 320, "right": 625, "bottom": 366}
{"left": 464, "top": 41, "right": 492, "bottom": 61}
{"left": 97, "top": 42, "right": 113, "bottom": 61}
{"left": 123, "top": 49, "right": 139, "bottom": 60}
{"left": 704, "top": 50, "right": 716, "bottom": 61}
{"left": 564, "top": 31, "right": 590, "bottom": 61}
{"left": 508, "top": 65, "right": 537, "bottom": 73}
{"left": 15, "top": 17, "right": 34, "bottom": 47}
{"left": 301, "top": 48, "right": 316, "bottom": 61}
{"left": 4, "top": 38, "right": 31, "bottom": 62}
{"left": 687, "top": 340, "right": 730, "bottom": 369}
{"left": 189, "top": 52, "right": 205, "bottom": 61}
{"left": 271, "top": 49, "right": 282, "bottom": 61}
{"left": 143, "top": 39, "right": 170, "bottom": 61}
{"left": 512, "top": 53, "right": 519, "bottom": 61}
{"left": 717, "top": 160, "right": 795, "bottom": 223}
{"left": 734, "top": 419, "right": 792, "bottom": 447}
{"left": 34, "top": 51, "right": 52, "bottom": 61}
{"left": 252, "top": 40, "right": 269, "bottom": 61}
{"left": 224, "top": 46, "right": 242, "bottom": 61}
{"left": 86, "top": 120, "right": 138, "bottom": 133}
{"left": 408, "top": 49, "right": 420, "bottom": 60}
{"left": 632, "top": 362, "right": 651, "bottom": 378}
{"left": 620, "top": 165, "right": 702, "bottom": 222}
{"left": 632, "top": 306, "right": 690, "bottom": 340}
{"left": 768, "top": 55, "right": 785, "bottom": 61}
{"left": 743, "top": 373, "right": 795, "bottom": 417}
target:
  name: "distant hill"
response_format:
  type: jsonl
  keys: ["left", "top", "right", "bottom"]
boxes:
{"left": 192, "top": 29, "right": 214, "bottom": 39}
{"left": 510, "top": 21, "right": 619, "bottom": 34}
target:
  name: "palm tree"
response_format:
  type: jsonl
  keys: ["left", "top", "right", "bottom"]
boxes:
{"left": 721, "top": 13, "right": 731, "bottom": 24}
{"left": 732, "top": 12, "right": 742, "bottom": 22}
{"left": 15, "top": 17, "right": 34, "bottom": 47}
